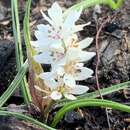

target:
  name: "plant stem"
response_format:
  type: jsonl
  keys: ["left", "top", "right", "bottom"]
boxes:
{"left": 0, "top": 110, "right": 56, "bottom": 130}
{"left": 51, "top": 99, "right": 130, "bottom": 127}
{"left": 44, "top": 100, "right": 55, "bottom": 122}
{"left": 64, "top": 0, "right": 124, "bottom": 17}
{"left": 11, "top": 0, "right": 32, "bottom": 103}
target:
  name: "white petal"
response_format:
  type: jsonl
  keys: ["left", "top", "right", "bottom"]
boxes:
{"left": 66, "top": 48, "right": 80, "bottom": 63}
{"left": 34, "top": 30, "right": 46, "bottom": 40}
{"left": 62, "top": 11, "right": 81, "bottom": 38}
{"left": 37, "top": 24, "right": 50, "bottom": 33}
{"left": 71, "top": 24, "right": 87, "bottom": 33}
{"left": 50, "top": 91, "right": 62, "bottom": 100}
{"left": 40, "top": 10, "right": 54, "bottom": 25}
{"left": 71, "top": 85, "right": 89, "bottom": 95}
{"left": 79, "top": 37, "right": 94, "bottom": 49}
{"left": 31, "top": 40, "right": 50, "bottom": 51}
{"left": 66, "top": 48, "right": 96, "bottom": 63}
{"left": 34, "top": 52, "right": 53, "bottom": 64}
{"left": 63, "top": 74, "right": 76, "bottom": 88}
{"left": 57, "top": 57, "right": 66, "bottom": 66}
{"left": 74, "top": 67, "right": 93, "bottom": 81}
{"left": 72, "top": 22, "right": 91, "bottom": 33}
{"left": 56, "top": 66, "right": 65, "bottom": 76}
{"left": 79, "top": 51, "right": 96, "bottom": 62}
{"left": 40, "top": 72, "right": 58, "bottom": 90}
{"left": 51, "top": 58, "right": 66, "bottom": 73}
{"left": 48, "top": 2, "right": 63, "bottom": 26}
{"left": 39, "top": 72, "right": 54, "bottom": 80}
{"left": 63, "top": 9, "right": 82, "bottom": 29}
{"left": 64, "top": 93, "right": 76, "bottom": 100}
{"left": 63, "top": 9, "right": 82, "bottom": 37}
{"left": 44, "top": 80, "right": 58, "bottom": 90}
{"left": 50, "top": 42, "right": 64, "bottom": 53}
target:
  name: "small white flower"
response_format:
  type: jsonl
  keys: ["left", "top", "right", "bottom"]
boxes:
{"left": 31, "top": 24, "right": 61, "bottom": 52}
{"left": 53, "top": 38, "right": 95, "bottom": 83}
{"left": 36, "top": 36, "right": 95, "bottom": 89}
{"left": 39, "top": 70, "right": 89, "bottom": 100}
{"left": 50, "top": 84, "right": 89, "bottom": 100}
{"left": 50, "top": 36, "right": 95, "bottom": 70}
{"left": 31, "top": 2, "right": 89, "bottom": 52}
{"left": 31, "top": 2, "right": 96, "bottom": 101}
{"left": 40, "top": 2, "right": 87, "bottom": 38}
{"left": 54, "top": 63, "right": 93, "bottom": 88}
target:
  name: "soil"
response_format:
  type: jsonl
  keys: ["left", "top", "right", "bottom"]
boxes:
{"left": 0, "top": 0, "right": 130, "bottom": 130}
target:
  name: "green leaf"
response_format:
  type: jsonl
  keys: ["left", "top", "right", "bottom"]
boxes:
{"left": 0, "top": 61, "right": 28, "bottom": 107}
{"left": 0, "top": 110, "right": 56, "bottom": 130}
{"left": 51, "top": 98, "right": 130, "bottom": 127}
{"left": 11, "top": 0, "right": 32, "bottom": 103}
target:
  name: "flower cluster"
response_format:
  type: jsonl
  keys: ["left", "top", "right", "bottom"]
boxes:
{"left": 31, "top": 2, "right": 95, "bottom": 100}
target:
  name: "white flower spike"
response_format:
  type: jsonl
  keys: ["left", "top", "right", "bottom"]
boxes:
{"left": 31, "top": 2, "right": 96, "bottom": 101}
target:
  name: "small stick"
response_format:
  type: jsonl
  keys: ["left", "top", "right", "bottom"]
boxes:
{"left": 95, "top": 16, "right": 111, "bottom": 130}
{"left": 95, "top": 16, "right": 110, "bottom": 98}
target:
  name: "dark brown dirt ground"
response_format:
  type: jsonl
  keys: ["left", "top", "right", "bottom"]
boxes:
{"left": 0, "top": 0, "right": 130, "bottom": 130}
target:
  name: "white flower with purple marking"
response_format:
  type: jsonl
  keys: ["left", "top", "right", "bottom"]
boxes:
{"left": 31, "top": 2, "right": 96, "bottom": 100}
{"left": 31, "top": 2, "right": 89, "bottom": 52}
{"left": 39, "top": 71, "right": 89, "bottom": 100}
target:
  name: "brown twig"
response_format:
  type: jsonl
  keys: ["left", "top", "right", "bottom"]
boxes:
{"left": 95, "top": 16, "right": 110, "bottom": 97}
{"left": 95, "top": 16, "right": 111, "bottom": 130}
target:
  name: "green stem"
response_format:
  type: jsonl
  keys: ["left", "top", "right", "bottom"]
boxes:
{"left": 0, "top": 61, "right": 28, "bottom": 107}
{"left": 0, "top": 111, "right": 56, "bottom": 130}
{"left": 24, "top": 0, "right": 32, "bottom": 50}
{"left": 57, "top": 81, "right": 130, "bottom": 106}
{"left": 51, "top": 99, "right": 130, "bottom": 127}
{"left": 11, "top": 0, "right": 22, "bottom": 69}
{"left": 11, "top": 0, "right": 32, "bottom": 103}
{"left": 44, "top": 100, "right": 55, "bottom": 121}
{"left": 64, "top": 0, "right": 124, "bottom": 16}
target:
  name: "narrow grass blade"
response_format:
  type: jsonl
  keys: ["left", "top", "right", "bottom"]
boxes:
{"left": 23, "top": 0, "right": 43, "bottom": 73}
{"left": 0, "top": 110, "right": 56, "bottom": 130}
{"left": 11, "top": 0, "right": 32, "bottom": 103}
{"left": 57, "top": 81, "right": 130, "bottom": 106}
{"left": 0, "top": 61, "right": 28, "bottom": 107}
